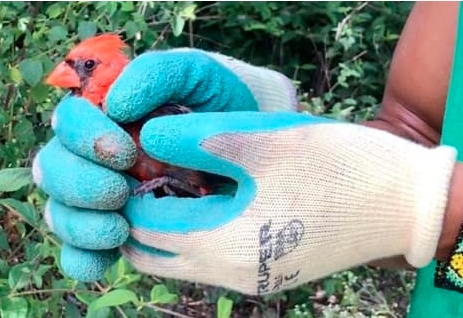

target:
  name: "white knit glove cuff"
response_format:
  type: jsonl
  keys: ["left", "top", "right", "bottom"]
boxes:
{"left": 204, "top": 51, "right": 298, "bottom": 112}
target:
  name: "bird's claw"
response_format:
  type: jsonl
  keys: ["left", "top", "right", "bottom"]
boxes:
{"left": 132, "top": 176, "right": 205, "bottom": 198}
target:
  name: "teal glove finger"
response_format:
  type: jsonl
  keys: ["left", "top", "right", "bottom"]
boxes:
{"left": 105, "top": 49, "right": 259, "bottom": 124}
{"left": 119, "top": 112, "right": 334, "bottom": 235}
{"left": 33, "top": 137, "right": 129, "bottom": 210}
{"left": 43, "top": 198, "right": 129, "bottom": 282}
{"left": 49, "top": 197, "right": 127, "bottom": 281}
{"left": 60, "top": 243, "right": 120, "bottom": 282}
{"left": 52, "top": 96, "right": 137, "bottom": 171}
{"left": 45, "top": 198, "right": 129, "bottom": 250}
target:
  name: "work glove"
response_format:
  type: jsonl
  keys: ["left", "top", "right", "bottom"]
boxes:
{"left": 34, "top": 49, "right": 457, "bottom": 295}
{"left": 122, "top": 112, "right": 456, "bottom": 295}
{"left": 33, "top": 48, "right": 297, "bottom": 283}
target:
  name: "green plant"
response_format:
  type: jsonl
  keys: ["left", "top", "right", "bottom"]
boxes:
{"left": 0, "top": 2, "right": 414, "bottom": 317}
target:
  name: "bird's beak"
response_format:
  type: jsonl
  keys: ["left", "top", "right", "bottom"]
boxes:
{"left": 46, "top": 62, "right": 80, "bottom": 88}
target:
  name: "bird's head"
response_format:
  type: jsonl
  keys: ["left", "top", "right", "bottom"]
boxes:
{"left": 46, "top": 34, "right": 130, "bottom": 107}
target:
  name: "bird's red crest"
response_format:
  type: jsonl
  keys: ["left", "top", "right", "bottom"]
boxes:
{"left": 66, "top": 34, "right": 128, "bottom": 62}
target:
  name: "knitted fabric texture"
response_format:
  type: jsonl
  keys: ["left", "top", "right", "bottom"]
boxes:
{"left": 204, "top": 51, "right": 298, "bottom": 112}
{"left": 121, "top": 124, "right": 456, "bottom": 295}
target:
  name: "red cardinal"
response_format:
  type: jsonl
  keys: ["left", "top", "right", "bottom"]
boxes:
{"left": 46, "top": 34, "right": 227, "bottom": 197}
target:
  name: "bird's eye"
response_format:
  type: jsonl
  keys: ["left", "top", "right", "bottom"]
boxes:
{"left": 84, "top": 59, "right": 96, "bottom": 71}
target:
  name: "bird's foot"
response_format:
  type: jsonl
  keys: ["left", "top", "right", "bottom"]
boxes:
{"left": 132, "top": 176, "right": 207, "bottom": 198}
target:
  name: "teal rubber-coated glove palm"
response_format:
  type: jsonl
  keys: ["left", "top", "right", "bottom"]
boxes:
{"left": 34, "top": 48, "right": 297, "bottom": 282}
{"left": 112, "top": 111, "right": 456, "bottom": 295}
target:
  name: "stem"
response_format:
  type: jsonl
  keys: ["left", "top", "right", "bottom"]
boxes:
{"left": 180, "top": 32, "right": 228, "bottom": 48}
{"left": 194, "top": 2, "right": 218, "bottom": 15}
{"left": 151, "top": 25, "right": 171, "bottom": 49}
{"left": 146, "top": 303, "right": 193, "bottom": 318}
{"left": 10, "top": 288, "right": 101, "bottom": 297}
{"left": 193, "top": 15, "right": 223, "bottom": 20}
{"left": 7, "top": 228, "right": 37, "bottom": 261}
{"left": 3, "top": 84, "right": 14, "bottom": 111}
{"left": 115, "top": 305, "right": 129, "bottom": 318}
{"left": 188, "top": 19, "right": 194, "bottom": 47}
{"left": 61, "top": 2, "right": 72, "bottom": 26}
{"left": 335, "top": 1, "right": 369, "bottom": 41}
{"left": 94, "top": 281, "right": 111, "bottom": 294}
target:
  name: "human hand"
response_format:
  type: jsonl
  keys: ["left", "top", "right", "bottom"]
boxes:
{"left": 34, "top": 48, "right": 297, "bottom": 282}
{"left": 118, "top": 110, "right": 456, "bottom": 295}
{"left": 36, "top": 100, "right": 456, "bottom": 294}
{"left": 37, "top": 44, "right": 457, "bottom": 294}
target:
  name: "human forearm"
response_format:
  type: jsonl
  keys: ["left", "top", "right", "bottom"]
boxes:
{"left": 372, "top": 2, "right": 458, "bottom": 147}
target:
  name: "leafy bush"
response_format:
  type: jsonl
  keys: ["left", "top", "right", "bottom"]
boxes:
{"left": 0, "top": 1, "right": 414, "bottom": 317}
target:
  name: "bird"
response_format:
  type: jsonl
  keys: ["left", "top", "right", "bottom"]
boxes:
{"left": 46, "top": 34, "right": 229, "bottom": 198}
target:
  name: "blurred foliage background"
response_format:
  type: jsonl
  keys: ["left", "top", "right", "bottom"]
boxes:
{"left": 0, "top": 1, "right": 415, "bottom": 317}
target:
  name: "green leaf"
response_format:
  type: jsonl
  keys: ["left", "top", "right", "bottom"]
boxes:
{"left": 18, "top": 59, "right": 43, "bottom": 87}
{"left": 300, "top": 64, "right": 316, "bottom": 71}
{"left": 13, "top": 118, "right": 36, "bottom": 148}
{"left": 8, "top": 264, "right": 31, "bottom": 290}
{"left": 31, "top": 84, "right": 50, "bottom": 103}
{"left": 0, "top": 198, "right": 38, "bottom": 225}
{"left": 180, "top": 4, "right": 197, "bottom": 20}
{"left": 112, "top": 274, "right": 141, "bottom": 289}
{"left": 76, "top": 292, "right": 99, "bottom": 306}
{"left": 171, "top": 15, "right": 185, "bottom": 37}
{"left": 216, "top": 296, "right": 233, "bottom": 318}
{"left": 103, "top": 258, "right": 137, "bottom": 286}
{"left": 0, "top": 259, "right": 9, "bottom": 276}
{"left": 0, "top": 297, "right": 29, "bottom": 318}
{"left": 78, "top": 21, "right": 97, "bottom": 40}
{"left": 41, "top": 56, "right": 55, "bottom": 74}
{"left": 10, "top": 2, "right": 25, "bottom": 10}
{"left": 64, "top": 302, "right": 82, "bottom": 318}
{"left": 48, "top": 26, "right": 68, "bottom": 43}
{"left": 0, "top": 108, "right": 7, "bottom": 128}
{"left": 86, "top": 307, "right": 110, "bottom": 318}
{"left": 46, "top": 3, "right": 63, "bottom": 18}
{"left": 120, "top": 2, "right": 134, "bottom": 12}
{"left": 32, "top": 265, "right": 52, "bottom": 288}
{"left": 88, "top": 289, "right": 138, "bottom": 312}
{"left": 100, "top": 2, "right": 118, "bottom": 17}
{"left": 150, "top": 284, "right": 178, "bottom": 304}
{"left": 9, "top": 67, "right": 21, "bottom": 84}
{"left": 124, "top": 21, "right": 139, "bottom": 39}
{"left": 0, "top": 230, "right": 10, "bottom": 251}
{"left": 18, "top": 17, "right": 30, "bottom": 32}
{"left": 0, "top": 168, "right": 32, "bottom": 192}
{"left": 117, "top": 258, "right": 127, "bottom": 277}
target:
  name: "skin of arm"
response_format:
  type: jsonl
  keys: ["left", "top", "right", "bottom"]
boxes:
{"left": 364, "top": 1, "right": 463, "bottom": 267}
